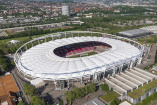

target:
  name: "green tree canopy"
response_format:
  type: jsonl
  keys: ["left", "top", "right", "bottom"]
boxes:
{"left": 101, "top": 84, "right": 109, "bottom": 92}
{"left": 23, "top": 83, "right": 37, "bottom": 96}
{"left": 2, "top": 63, "right": 9, "bottom": 71}
{"left": 11, "top": 59, "right": 15, "bottom": 66}
{"left": 18, "top": 101, "right": 26, "bottom": 105}
{"left": 31, "top": 96, "right": 45, "bottom": 105}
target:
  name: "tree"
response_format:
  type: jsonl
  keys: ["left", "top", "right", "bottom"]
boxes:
{"left": 23, "top": 83, "right": 37, "bottom": 96}
{"left": 2, "top": 63, "right": 9, "bottom": 71}
{"left": 3, "top": 48, "right": 10, "bottom": 54}
{"left": 100, "top": 84, "right": 109, "bottom": 92}
{"left": 65, "top": 91, "right": 75, "bottom": 103}
{"left": 31, "top": 96, "right": 45, "bottom": 105}
{"left": 11, "top": 59, "right": 15, "bottom": 67}
{"left": 73, "top": 88, "right": 82, "bottom": 99}
{"left": 88, "top": 83, "right": 96, "bottom": 92}
{"left": 18, "top": 101, "right": 26, "bottom": 105}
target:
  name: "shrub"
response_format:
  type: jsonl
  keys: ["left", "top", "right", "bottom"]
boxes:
{"left": 110, "top": 98, "right": 120, "bottom": 105}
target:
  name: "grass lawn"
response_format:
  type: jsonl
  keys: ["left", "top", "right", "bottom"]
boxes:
{"left": 0, "top": 33, "right": 50, "bottom": 44}
{"left": 68, "top": 52, "right": 97, "bottom": 58}
{"left": 127, "top": 79, "right": 157, "bottom": 99}
{"left": 138, "top": 35, "right": 157, "bottom": 44}
{"left": 100, "top": 91, "right": 120, "bottom": 102}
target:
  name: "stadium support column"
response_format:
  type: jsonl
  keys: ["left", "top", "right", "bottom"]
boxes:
{"left": 93, "top": 73, "right": 95, "bottom": 82}
{"left": 84, "top": 33, "right": 86, "bottom": 37}
{"left": 54, "top": 81, "right": 57, "bottom": 89}
{"left": 103, "top": 71, "right": 105, "bottom": 78}
{"left": 112, "top": 68, "right": 116, "bottom": 76}
{"left": 134, "top": 42, "right": 135, "bottom": 46}
{"left": 120, "top": 65, "right": 123, "bottom": 73}
{"left": 58, "top": 33, "right": 60, "bottom": 39}
{"left": 25, "top": 45, "right": 27, "bottom": 50}
{"left": 68, "top": 80, "right": 69, "bottom": 89}
{"left": 45, "top": 37, "right": 47, "bottom": 42}
{"left": 31, "top": 42, "right": 33, "bottom": 47}
{"left": 65, "top": 32, "right": 66, "bottom": 38}
{"left": 38, "top": 39, "right": 40, "bottom": 44}
{"left": 81, "top": 78, "right": 83, "bottom": 84}
{"left": 138, "top": 57, "right": 142, "bottom": 65}
{"left": 130, "top": 61, "right": 134, "bottom": 69}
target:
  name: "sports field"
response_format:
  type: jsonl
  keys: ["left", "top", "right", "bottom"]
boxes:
{"left": 68, "top": 52, "right": 98, "bottom": 58}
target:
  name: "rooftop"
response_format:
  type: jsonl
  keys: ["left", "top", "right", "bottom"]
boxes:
{"left": 100, "top": 91, "right": 120, "bottom": 102}
{"left": 127, "top": 79, "right": 157, "bottom": 99}
{"left": 118, "top": 29, "right": 150, "bottom": 37}
{"left": 0, "top": 74, "right": 19, "bottom": 97}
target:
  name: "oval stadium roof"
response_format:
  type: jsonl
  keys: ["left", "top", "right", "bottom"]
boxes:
{"left": 19, "top": 36, "right": 141, "bottom": 80}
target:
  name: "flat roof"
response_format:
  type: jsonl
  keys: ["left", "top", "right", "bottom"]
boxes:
{"left": 127, "top": 79, "right": 157, "bottom": 99}
{"left": 0, "top": 74, "right": 19, "bottom": 97}
{"left": 118, "top": 29, "right": 150, "bottom": 37}
{"left": 119, "top": 101, "right": 131, "bottom": 105}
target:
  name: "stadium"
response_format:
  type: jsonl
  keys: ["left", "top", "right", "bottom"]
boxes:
{"left": 14, "top": 31, "right": 144, "bottom": 89}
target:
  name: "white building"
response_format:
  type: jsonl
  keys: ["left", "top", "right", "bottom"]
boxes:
{"left": 62, "top": 5, "right": 70, "bottom": 16}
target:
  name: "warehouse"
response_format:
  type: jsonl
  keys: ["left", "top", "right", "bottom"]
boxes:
{"left": 118, "top": 29, "right": 152, "bottom": 38}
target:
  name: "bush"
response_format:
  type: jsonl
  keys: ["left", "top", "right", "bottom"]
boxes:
{"left": 100, "top": 84, "right": 109, "bottom": 92}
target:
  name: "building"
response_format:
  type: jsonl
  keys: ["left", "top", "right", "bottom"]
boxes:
{"left": 62, "top": 5, "right": 70, "bottom": 16}
{"left": 14, "top": 31, "right": 144, "bottom": 89}
{"left": 141, "top": 26, "right": 157, "bottom": 34}
{"left": 118, "top": 29, "right": 152, "bottom": 38}
{"left": 0, "top": 75, "right": 19, "bottom": 105}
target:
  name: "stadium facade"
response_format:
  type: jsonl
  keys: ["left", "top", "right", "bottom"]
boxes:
{"left": 14, "top": 31, "right": 144, "bottom": 89}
